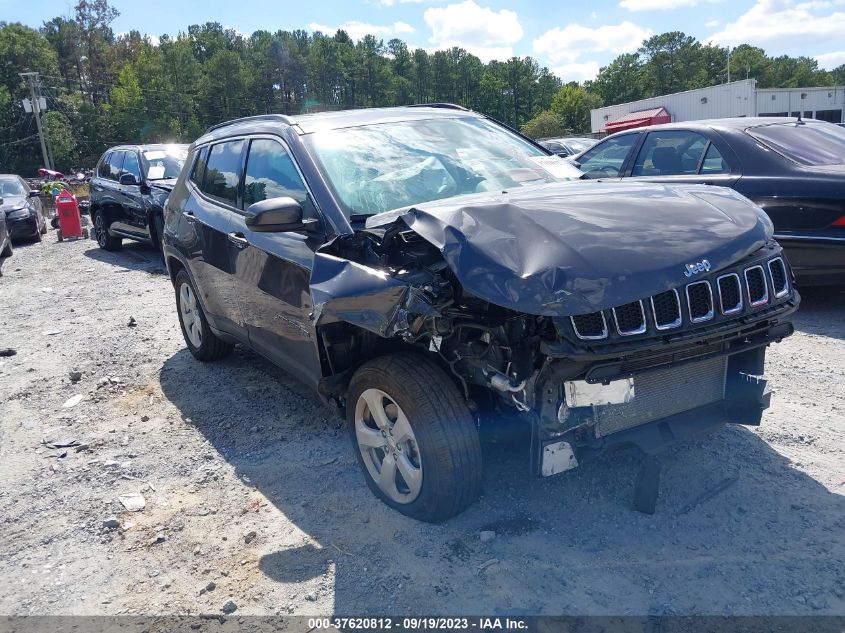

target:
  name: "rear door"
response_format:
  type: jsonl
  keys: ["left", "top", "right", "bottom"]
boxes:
{"left": 92, "top": 151, "right": 125, "bottom": 226}
{"left": 576, "top": 133, "right": 641, "bottom": 179}
{"left": 626, "top": 129, "right": 740, "bottom": 187}
{"left": 178, "top": 140, "right": 247, "bottom": 337}
{"left": 229, "top": 136, "right": 324, "bottom": 387}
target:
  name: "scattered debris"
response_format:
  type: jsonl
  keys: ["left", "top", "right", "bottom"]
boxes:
{"left": 42, "top": 330, "right": 62, "bottom": 336}
{"left": 477, "top": 558, "right": 499, "bottom": 573}
{"left": 62, "top": 394, "right": 84, "bottom": 408}
{"left": 243, "top": 530, "right": 257, "bottom": 544}
{"left": 0, "top": 348, "right": 16, "bottom": 357}
{"left": 479, "top": 530, "right": 496, "bottom": 543}
{"left": 118, "top": 492, "right": 146, "bottom": 512}
{"left": 68, "top": 369, "right": 83, "bottom": 382}
{"left": 42, "top": 427, "right": 81, "bottom": 449}
{"left": 680, "top": 477, "right": 739, "bottom": 515}
{"left": 102, "top": 516, "right": 120, "bottom": 530}
{"left": 305, "top": 592, "right": 317, "bottom": 602}
{"left": 221, "top": 600, "right": 238, "bottom": 614}
{"left": 127, "top": 316, "right": 137, "bottom": 327}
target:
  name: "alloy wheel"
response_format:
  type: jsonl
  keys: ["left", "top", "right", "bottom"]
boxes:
{"left": 354, "top": 388, "right": 423, "bottom": 504}
{"left": 179, "top": 282, "right": 203, "bottom": 348}
{"left": 94, "top": 214, "right": 107, "bottom": 248}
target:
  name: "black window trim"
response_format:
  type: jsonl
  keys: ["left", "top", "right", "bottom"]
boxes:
{"left": 625, "top": 129, "right": 735, "bottom": 178}
{"left": 239, "top": 134, "right": 322, "bottom": 224}
{"left": 120, "top": 149, "right": 142, "bottom": 181}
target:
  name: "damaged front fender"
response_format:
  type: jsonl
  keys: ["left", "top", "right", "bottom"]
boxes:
{"left": 310, "top": 250, "right": 439, "bottom": 338}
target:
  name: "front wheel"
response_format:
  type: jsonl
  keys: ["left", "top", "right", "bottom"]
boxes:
{"left": 347, "top": 354, "right": 482, "bottom": 522}
{"left": 1, "top": 239, "right": 12, "bottom": 257}
{"left": 174, "top": 269, "right": 233, "bottom": 361}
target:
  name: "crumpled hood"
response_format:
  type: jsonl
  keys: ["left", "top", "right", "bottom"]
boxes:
{"left": 1, "top": 195, "right": 27, "bottom": 212}
{"left": 369, "top": 180, "right": 773, "bottom": 316}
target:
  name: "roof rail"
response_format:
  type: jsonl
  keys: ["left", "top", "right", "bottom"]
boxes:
{"left": 407, "top": 103, "right": 470, "bottom": 111}
{"left": 205, "top": 113, "right": 295, "bottom": 134}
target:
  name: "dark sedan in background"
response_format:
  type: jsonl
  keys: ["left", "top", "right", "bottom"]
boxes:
{"left": 0, "top": 174, "right": 47, "bottom": 242}
{"left": 573, "top": 118, "right": 845, "bottom": 285}
{"left": 540, "top": 136, "right": 597, "bottom": 158}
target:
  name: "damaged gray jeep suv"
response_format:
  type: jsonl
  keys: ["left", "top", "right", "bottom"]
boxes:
{"left": 163, "top": 105, "right": 799, "bottom": 522}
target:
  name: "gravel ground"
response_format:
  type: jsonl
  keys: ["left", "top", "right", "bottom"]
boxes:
{"left": 0, "top": 234, "right": 843, "bottom": 617}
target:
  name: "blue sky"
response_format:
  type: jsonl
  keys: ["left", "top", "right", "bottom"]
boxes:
{"left": 6, "top": 0, "right": 845, "bottom": 81}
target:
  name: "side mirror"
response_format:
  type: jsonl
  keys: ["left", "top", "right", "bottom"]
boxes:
{"left": 119, "top": 173, "right": 138, "bottom": 186}
{"left": 245, "top": 197, "right": 316, "bottom": 232}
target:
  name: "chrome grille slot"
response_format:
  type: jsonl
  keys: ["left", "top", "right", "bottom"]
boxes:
{"left": 717, "top": 273, "right": 743, "bottom": 315}
{"left": 571, "top": 312, "right": 608, "bottom": 340}
{"left": 686, "top": 281, "right": 714, "bottom": 322}
{"left": 745, "top": 265, "right": 769, "bottom": 307}
{"left": 650, "top": 289, "right": 682, "bottom": 330}
{"left": 613, "top": 300, "right": 647, "bottom": 336}
{"left": 768, "top": 257, "right": 789, "bottom": 298}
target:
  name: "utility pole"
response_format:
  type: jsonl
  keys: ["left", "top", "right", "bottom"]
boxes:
{"left": 727, "top": 47, "right": 731, "bottom": 84}
{"left": 20, "top": 71, "right": 52, "bottom": 170}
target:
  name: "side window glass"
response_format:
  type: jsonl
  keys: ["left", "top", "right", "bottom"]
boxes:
{"left": 121, "top": 152, "right": 141, "bottom": 180}
{"left": 632, "top": 131, "right": 708, "bottom": 176}
{"left": 190, "top": 146, "right": 209, "bottom": 187}
{"left": 98, "top": 153, "right": 112, "bottom": 178}
{"left": 699, "top": 143, "right": 729, "bottom": 174}
{"left": 578, "top": 134, "right": 637, "bottom": 178}
{"left": 107, "top": 152, "right": 124, "bottom": 181}
{"left": 202, "top": 141, "right": 244, "bottom": 206}
{"left": 243, "top": 139, "right": 316, "bottom": 218}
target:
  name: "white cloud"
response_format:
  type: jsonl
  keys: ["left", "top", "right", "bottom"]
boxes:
{"left": 816, "top": 50, "right": 845, "bottom": 68}
{"left": 620, "top": 0, "right": 697, "bottom": 9}
{"left": 379, "top": 0, "right": 444, "bottom": 4}
{"left": 705, "top": 19, "right": 720, "bottom": 27}
{"left": 533, "top": 22, "right": 652, "bottom": 67}
{"left": 424, "top": 0, "right": 523, "bottom": 60}
{"left": 551, "top": 61, "right": 603, "bottom": 82}
{"left": 308, "top": 20, "right": 415, "bottom": 40}
{"left": 709, "top": 0, "right": 845, "bottom": 51}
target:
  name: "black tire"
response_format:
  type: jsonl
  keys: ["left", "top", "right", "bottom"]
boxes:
{"left": 39, "top": 215, "right": 48, "bottom": 235}
{"left": 32, "top": 225, "right": 42, "bottom": 242}
{"left": 174, "top": 269, "right": 233, "bottom": 361}
{"left": 347, "top": 354, "right": 482, "bottom": 523}
{"left": 93, "top": 211, "right": 122, "bottom": 251}
{"left": 1, "top": 239, "right": 12, "bottom": 258}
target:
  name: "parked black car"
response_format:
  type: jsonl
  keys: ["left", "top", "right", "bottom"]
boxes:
{"left": 573, "top": 118, "right": 845, "bottom": 285}
{"left": 0, "top": 174, "right": 47, "bottom": 242}
{"left": 0, "top": 204, "right": 11, "bottom": 276}
{"left": 90, "top": 144, "right": 188, "bottom": 253}
{"left": 540, "top": 136, "right": 597, "bottom": 157}
{"left": 164, "top": 106, "right": 798, "bottom": 522}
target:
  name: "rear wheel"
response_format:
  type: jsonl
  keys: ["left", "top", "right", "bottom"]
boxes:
{"left": 347, "top": 354, "right": 482, "bottom": 522}
{"left": 174, "top": 269, "right": 233, "bottom": 361}
{"left": 1, "top": 239, "right": 12, "bottom": 257}
{"left": 94, "top": 211, "right": 122, "bottom": 251}
{"left": 153, "top": 214, "right": 165, "bottom": 261}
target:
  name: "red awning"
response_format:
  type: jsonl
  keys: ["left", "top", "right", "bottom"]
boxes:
{"left": 604, "top": 107, "right": 671, "bottom": 133}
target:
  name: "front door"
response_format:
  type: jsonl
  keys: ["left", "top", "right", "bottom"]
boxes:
{"left": 229, "top": 137, "right": 324, "bottom": 387}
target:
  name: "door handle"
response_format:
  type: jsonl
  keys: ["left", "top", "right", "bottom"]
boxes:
{"left": 183, "top": 211, "right": 196, "bottom": 223}
{"left": 227, "top": 232, "right": 249, "bottom": 248}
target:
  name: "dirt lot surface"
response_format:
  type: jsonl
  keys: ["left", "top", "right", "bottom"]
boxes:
{"left": 1, "top": 235, "right": 844, "bottom": 618}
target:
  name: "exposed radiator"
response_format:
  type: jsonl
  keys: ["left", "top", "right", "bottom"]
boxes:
{"left": 593, "top": 356, "right": 728, "bottom": 437}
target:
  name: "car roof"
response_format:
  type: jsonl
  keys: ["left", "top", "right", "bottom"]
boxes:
{"left": 618, "top": 116, "right": 827, "bottom": 135}
{"left": 104, "top": 143, "right": 189, "bottom": 153}
{"left": 197, "top": 104, "right": 482, "bottom": 143}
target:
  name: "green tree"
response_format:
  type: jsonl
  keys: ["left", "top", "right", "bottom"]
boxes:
{"left": 590, "top": 53, "right": 645, "bottom": 106}
{"left": 521, "top": 110, "right": 567, "bottom": 139}
{"left": 551, "top": 84, "right": 602, "bottom": 133}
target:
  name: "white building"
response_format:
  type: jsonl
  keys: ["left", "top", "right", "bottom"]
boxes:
{"left": 590, "top": 79, "right": 845, "bottom": 133}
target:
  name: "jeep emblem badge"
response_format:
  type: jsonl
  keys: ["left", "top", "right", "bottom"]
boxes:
{"left": 684, "top": 259, "right": 712, "bottom": 277}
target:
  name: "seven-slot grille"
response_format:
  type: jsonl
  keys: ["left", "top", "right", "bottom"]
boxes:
{"left": 569, "top": 256, "right": 789, "bottom": 341}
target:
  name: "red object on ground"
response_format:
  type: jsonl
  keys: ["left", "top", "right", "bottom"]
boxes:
{"left": 604, "top": 107, "right": 672, "bottom": 133}
{"left": 55, "top": 189, "right": 84, "bottom": 239}
{"left": 39, "top": 168, "right": 65, "bottom": 180}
